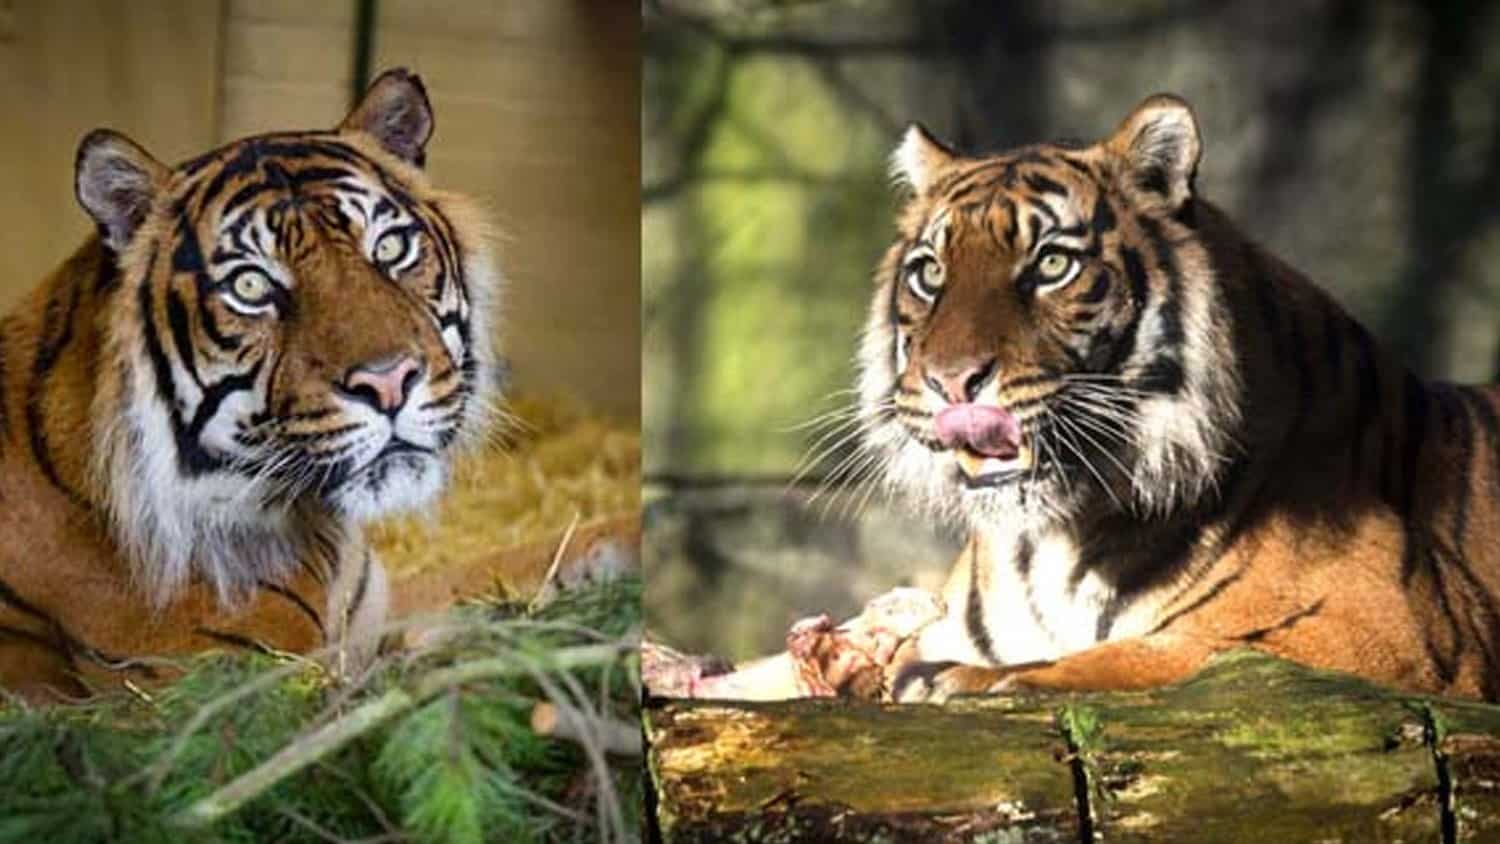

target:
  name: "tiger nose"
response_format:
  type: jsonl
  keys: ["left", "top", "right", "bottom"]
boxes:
{"left": 923, "top": 356, "right": 999, "bottom": 404}
{"left": 341, "top": 353, "right": 423, "bottom": 414}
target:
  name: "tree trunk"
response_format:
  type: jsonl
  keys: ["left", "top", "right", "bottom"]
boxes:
{"left": 645, "top": 650, "right": 1500, "bottom": 843}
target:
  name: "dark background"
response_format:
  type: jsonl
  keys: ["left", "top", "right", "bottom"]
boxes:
{"left": 643, "top": 0, "right": 1500, "bottom": 657}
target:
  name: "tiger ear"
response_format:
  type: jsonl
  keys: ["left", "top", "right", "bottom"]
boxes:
{"left": 1106, "top": 94, "right": 1201, "bottom": 211}
{"left": 75, "top": 129, "right": 169, "bottom": 253}
{"left": 891, "top": 123, "right": 957, "bottom": 194}
{"left": 339, "top": 68, "right": 435, "bottom": 166}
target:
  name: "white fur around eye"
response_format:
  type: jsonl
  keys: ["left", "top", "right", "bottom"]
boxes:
{"left": 904, "top": 251, "right": 943, "bottom": 302}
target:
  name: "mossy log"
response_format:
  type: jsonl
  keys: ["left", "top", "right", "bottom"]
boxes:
{"left": 644, "top": 650, "right": 1500, "bottom": 843}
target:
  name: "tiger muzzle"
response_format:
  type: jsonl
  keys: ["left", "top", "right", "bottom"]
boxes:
{"left": 934, "top": 404, "right": 1028, "bottom": 483}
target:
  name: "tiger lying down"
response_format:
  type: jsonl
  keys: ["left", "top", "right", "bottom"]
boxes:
{"left": 0, "top": 69, "right": 501, "bottom": 700}
{"left": 646, "top": 94, "right": 1500, "bottom": 704}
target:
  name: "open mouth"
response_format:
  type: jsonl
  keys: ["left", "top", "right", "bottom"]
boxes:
{"left": 953, "top": 446, "right": 1031, "bottom": 487}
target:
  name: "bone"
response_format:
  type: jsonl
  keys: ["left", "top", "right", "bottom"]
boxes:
{"left": 642, "top": 588, "right": 947, "bottom": 701}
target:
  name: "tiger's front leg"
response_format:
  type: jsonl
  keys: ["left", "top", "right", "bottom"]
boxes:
{"left": 322, "top": 538, "right": 391, "bottom": 678}
{"left": 892, "top": 634, "right": 1221, "bottom": 703}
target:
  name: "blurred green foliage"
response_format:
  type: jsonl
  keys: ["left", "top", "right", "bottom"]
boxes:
{"left": 645, "top": 11, "right": 907, "bottom": 476}
{"left": 0, "top": 578, "right": 641, "bottom": 844}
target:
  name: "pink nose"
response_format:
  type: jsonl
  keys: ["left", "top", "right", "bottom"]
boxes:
{"left": 343, "top": 354, "right": 422, "bottom": 413}
{"left": 934, "top": 404, "right": 1021, "bottom": 458}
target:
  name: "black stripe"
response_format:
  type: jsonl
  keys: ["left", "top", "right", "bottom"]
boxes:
{"left": 1023, "top": 172, "right": 1068, "bottom": 197}
{"left": 933, "top": 159, "right": 1012, "bottom": 197}
{"left": 93, "top": 248, "right": 120, "bottom": 294}
{"left": 1147, "top": 566, "right": 1247, "bottom": 636}
{"left": 1026, "top": 198, "right": 1059, "bottom": 227}
{"left": 1405, "top": 534, "right": 1461, "bottom": 683}
{"left": 1395, "top": 374, "right": 1429, "bottom": 514}
{"left": 1095, "top": 593, "right": 1125, "bottom": 642}
{"left": 350, "top": 548, "right": 374, "bottom": 622}
{"left": 194, "top": 627, "right": 271, "bottom": 654}
{"left": 1441, "top": 386, "right": 1474, "bottom": 549}
{"left": 1000, "top": 198, "right": 1019, "bottom": 246}
{"left": 1461, "top": 390, "right": 1500, "bottom": 478}
{"left": 1089, "top": 194, "right": 1116, "bottom": 236}
{"left": 1107, "top": 247, "right": 1150, "bottom": 373}
{"left": 196, "top": 288, "right": 241, "bottom": 352}
{"left": 1244, "top": 245, "right": 1288, "bottom": 371}
{"left": 26, "top": 266, "right": 87, "bottom": 506}
{"left": 965, "top": 543, "right": 999, "bottom": 664}
{"left": 1133, "top": 217, "right": 1184, "bottom": 396}
{"left": 1139, "top": 217, "right": 1183, "bottom": 347}
{"left": 193, "top": 138, "right": 365, "bottom": 210}
{"left": 220, "top": 180, "right": 280, "bottom": 216}
{"left": 1059, "top": 156, "right": 1093, "bottom": 177}
{"left": 944, "top": 179, "right": 989, "bottom": 207}
{"left": 259, "top": 580, "right": 325, "bottom": 636}
{"left": 0, "top": 623, "right": 71, "bottom": 658}
{"left": 1137, "top": 356, "right": 1185, "bottom": 395}
{"left": 0, "top": 576, "right": 158, "bottom": 678}
{"left": 283, "top": 165, "right": 363, "bottom": 187}
{"left": 165, "top": 287, "right": 203, "bottom": 387}
{"left": 1234, "top": 599, "right": 1326, "bottom": 643}
{"left": 140, "top": 279, "right": 232, "bottom": 476}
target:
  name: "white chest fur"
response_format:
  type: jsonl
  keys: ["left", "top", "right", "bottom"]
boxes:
{"left": 919, "top": 525, "right": 1119, "bottom": 666}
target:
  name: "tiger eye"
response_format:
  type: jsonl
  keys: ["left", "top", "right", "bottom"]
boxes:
{"left": 374, "top": 230, "right": 405, "bottom": 264}
{"left": 921, "top": 259, "right": 944, "bottom": 289}
{"left": 232, "top": 271, "right": 271, "bottom": 303}
{"left": 1038, "top": 252, "right": 1071, "bottom": 280}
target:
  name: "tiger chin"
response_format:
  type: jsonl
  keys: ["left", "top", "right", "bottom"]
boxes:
{"left": 862, "top": 94, "right": 1500, "bottom": 703}
{"left": 0, "top": 69, "right": 502, "bottom": 700}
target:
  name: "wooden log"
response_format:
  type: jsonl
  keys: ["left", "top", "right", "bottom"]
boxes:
{"left": 647, "top": 696, "right": 1080, "bottom": 842}
{"left": 644, "top": 650, "right": 1500, "bottom": 842}
{"left": 1074, "top": 651, "right": 1439, "bottom": 843}
{"left": 1430, "top": 696, "right": 1500, "bottom": 841}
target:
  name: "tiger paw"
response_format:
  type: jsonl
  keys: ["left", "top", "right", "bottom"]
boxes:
{"left": 891, "top": 661, "right": 1017, "bottom": 704}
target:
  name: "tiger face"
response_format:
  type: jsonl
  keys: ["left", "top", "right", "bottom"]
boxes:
{"left": 858, "top": 96, "right": 1240, "bottom": 530}
{"left": 75, "top": 70, "right": 501, "bottom": 605}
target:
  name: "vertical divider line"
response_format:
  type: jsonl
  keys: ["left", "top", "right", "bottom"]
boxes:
{"left": 350, "top": 0, "right": 377, "bottom": 106}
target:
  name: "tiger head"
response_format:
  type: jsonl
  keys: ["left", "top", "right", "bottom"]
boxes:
{"left": 858, "top": 95, "right": 1241, "bottom": 531}
{"left": 74, "top": 69, "right": 502, "bottom": 605}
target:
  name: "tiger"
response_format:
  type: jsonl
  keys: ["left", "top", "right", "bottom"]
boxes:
{"left": 859, "top": 94, "right": 1500, "bottom": 703}
{"left": 0, "top": 69, "right": 501, "bottom": 700}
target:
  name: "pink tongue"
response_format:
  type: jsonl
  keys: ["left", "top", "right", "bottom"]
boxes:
{"left": 934, "top": 404, "right": 1021, "bottom": 458}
